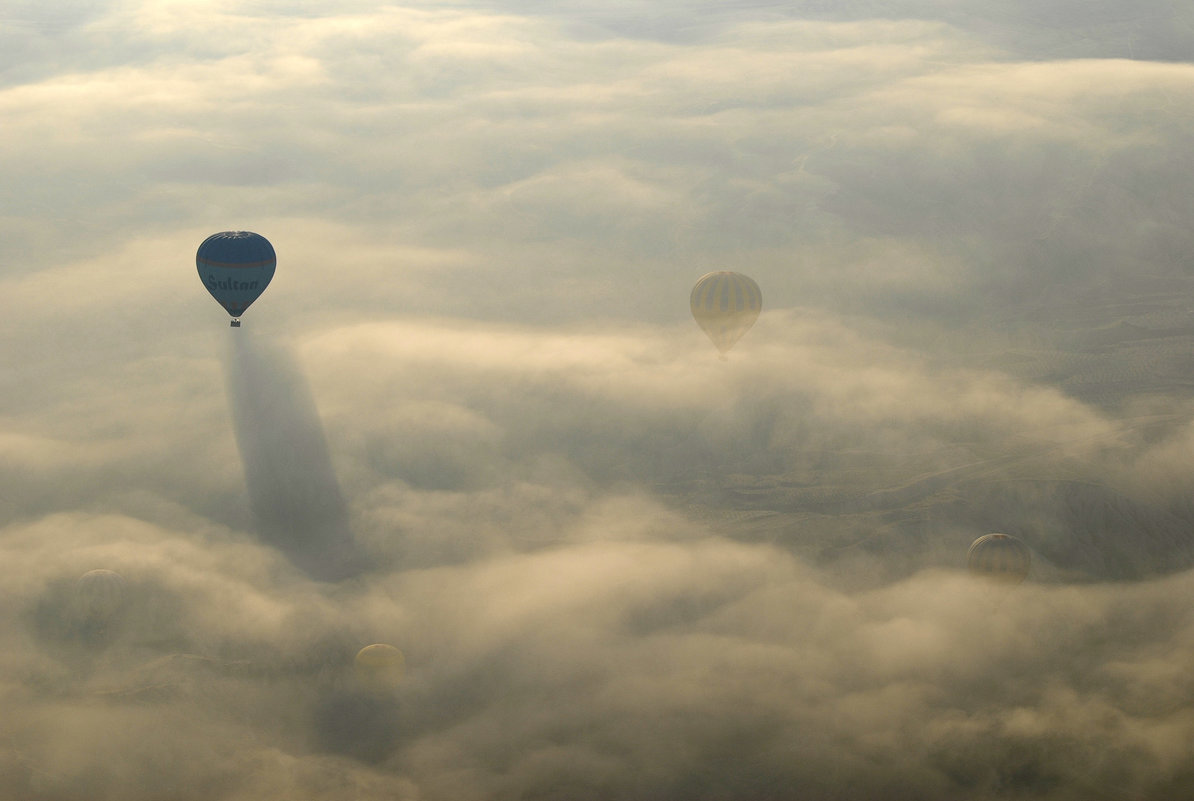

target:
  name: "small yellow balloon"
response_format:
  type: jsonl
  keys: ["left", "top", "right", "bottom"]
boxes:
{"left": 354, "top": 644, "right": 405, "bottom": 692}
{"left": 690, "top": 271, "right": 762, "bottom": 356}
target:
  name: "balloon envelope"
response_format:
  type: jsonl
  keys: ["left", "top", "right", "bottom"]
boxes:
{"left": 967, "top": 533, "right": 1031, "bottom": 584}
{"left": 354, "top": 644, "right": 405, "bottom": 692}
{"left": 196, "top": 231, "right": 276, "bottom": 321}
{"left": 690, "top": 271, "right": 762, "bottom": 355}
{"left": 76, "top": 569, "right": 126, "bottom": 621}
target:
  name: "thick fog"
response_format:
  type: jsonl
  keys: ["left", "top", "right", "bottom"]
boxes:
{"left": 3, "top": 1, "right": 1194, "bottom": 798}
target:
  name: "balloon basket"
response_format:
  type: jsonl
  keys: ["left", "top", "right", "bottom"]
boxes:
{"left": 230, "top": 319, "right": 241, "bottom": 328}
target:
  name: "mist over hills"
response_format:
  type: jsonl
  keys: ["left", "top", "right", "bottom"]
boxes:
{"left": 5, "top": 1, "right": 1194, "bottom": 798}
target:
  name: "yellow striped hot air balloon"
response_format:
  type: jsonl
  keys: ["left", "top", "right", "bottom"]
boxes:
{"left": 967, "top": 533, "right": 1031, "bottom": 584}
{"left": 690, "top": 271, "right": 762, "bottom": 357}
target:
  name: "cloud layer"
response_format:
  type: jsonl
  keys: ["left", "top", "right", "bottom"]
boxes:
{"left": 4, "top": 1, "right": 1194, "bottom": 798}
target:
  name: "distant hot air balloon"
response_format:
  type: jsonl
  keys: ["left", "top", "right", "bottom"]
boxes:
{"left": 315, "top": 645, "right": 405, "bottom": 761}
{"left": 691, "top": 271, "right": 762, "bottom": 357}
{"left": 354, "top": 644, "right": 405, "bottom": 693}
{"left": 196, "top": 231, "right": 276, "bottom": 327}
{"left": 76, "top": 568, "right": 127, "bottom": 622}
{"left": 968, "top": 533, "right": 1031, "bottom": 584}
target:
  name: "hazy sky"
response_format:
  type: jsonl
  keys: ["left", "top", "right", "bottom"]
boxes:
{"left": 4, "top": 1, "right": 1194, "bottom": 799}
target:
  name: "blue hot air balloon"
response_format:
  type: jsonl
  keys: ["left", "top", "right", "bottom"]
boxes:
{"left": 196, "top": 231, "right": 276, "bottom": 327}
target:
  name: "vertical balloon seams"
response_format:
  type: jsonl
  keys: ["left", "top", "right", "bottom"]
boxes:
{"left": 77, "top": 568, "right": 126, "bottom": 621}
{"left": 968, "top": 533, "right": 1031, "bottom": 584}
{"left": 691, "top": 271, "right": 762, "bottom": 312}
{"left": 691, "top": 271, "right": 762, "bottom": 355}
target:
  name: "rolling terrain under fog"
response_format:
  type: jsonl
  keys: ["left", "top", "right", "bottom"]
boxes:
{"left": 4, "top": 1, "right": 1194, "bottom": 799}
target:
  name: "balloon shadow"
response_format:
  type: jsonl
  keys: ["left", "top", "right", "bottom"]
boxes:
{"left": 224, "top": 330, "right": 365, "bottom": 581}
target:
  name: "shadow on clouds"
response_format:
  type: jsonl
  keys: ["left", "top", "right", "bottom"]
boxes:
{"left": 224, "top": 330, "right": 365, "bottom": 581}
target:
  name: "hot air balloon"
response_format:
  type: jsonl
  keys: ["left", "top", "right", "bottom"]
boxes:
{"left": 196, "top": 231, "right": 276, "bottom": 327}
{"left": 691, "top": 271, "right": 761, "bottom": 357}
{"left": 967, "top": 533, "right": 1031, "bottom": 584}
{"left": 354, "top": 644, "right": 405, "bottom": 693}
{"left": 76, "top": 568, "right": 127, "bottom": 623}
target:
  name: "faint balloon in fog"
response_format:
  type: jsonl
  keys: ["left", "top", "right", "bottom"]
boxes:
{"left": 76, "top": 568, "right": 127, "bottom": 621}
{"left": 354, "top": 644, "right": 405, "bottom": 693}
{"left": 968, "top": 533, "right": 1031, "bottom": 584}
{"left": 691, "top": 271, "right": 762, "bottom": 356}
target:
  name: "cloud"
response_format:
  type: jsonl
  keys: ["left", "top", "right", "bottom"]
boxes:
{"left": 5, "top": 5, "right": 1190, "bottom": 332}
{"left": 8, "top": 311, "right": 1194, "bottom": 797}
{"left": 15, "top": 519, "right": 1194, "bottom": 799}
{"left": 224, "top": 331, "right": 362, "bottom": 580}
{"left": 5, "top": 0, "right": 1194, "bottom": 798}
